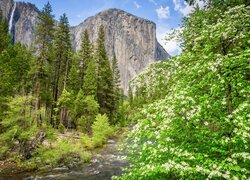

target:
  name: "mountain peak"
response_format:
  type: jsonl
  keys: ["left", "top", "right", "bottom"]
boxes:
{"left": 1, "top": 0, "right": 170, "bottom": 94}
{"left": 95, "top": 8, "right": 156, "bottom": 26}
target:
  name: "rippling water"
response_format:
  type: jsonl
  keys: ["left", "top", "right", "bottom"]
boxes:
{"left": 1, "top": 138, "right": 128, "bottom": 180}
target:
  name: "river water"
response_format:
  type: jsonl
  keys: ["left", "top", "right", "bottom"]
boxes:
{"left": 1, "top": 137, "right": 128, "bottom": 180}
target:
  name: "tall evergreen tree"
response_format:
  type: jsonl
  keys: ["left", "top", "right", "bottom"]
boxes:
{"left": 79, "top": 30, "right": 92, "bottom": 87}
{"left": 0, "top": 7, "right": 10, "bottom": 53}
{"left": 68, "top": 53, "right": 81, "bottom": 94}
{"left": 51, "top": 13, "right": 71, "bottom": 127}
{"left": 32, "top": 2, "right": 55, "bottom": 127}
{"left": 0, "top": 12, "right": 31, "bottom": 121}
{"left": 96, "top": 25, "right": 115, "bottom": 120}
{"left": 82, "top": 56, "right": 97, "bottom": 97}
{"left": 111, "top": 53, "right": 122, "bottom": 118}
{"left": 0, "top": 9, "right": 12, "bottom": 101}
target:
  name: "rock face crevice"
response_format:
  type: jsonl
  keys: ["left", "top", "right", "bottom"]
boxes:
{"left": 0, "top": 1, "right": 170, "bottom": 93}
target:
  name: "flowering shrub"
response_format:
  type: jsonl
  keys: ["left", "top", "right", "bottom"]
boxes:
{"left": 115, "top": 5, "right": 250, "bottom": 179}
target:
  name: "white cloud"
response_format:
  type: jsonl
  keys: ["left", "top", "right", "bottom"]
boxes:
{"left": 156, "top": 6, "right": 170, "bottom": 19}
{"left": 179, "top": 2, "right": 193, "bottom": 15}
{"left": 156, "top": 26, "right": 181, "bottom": 55}
{"left": 172, "top": 0, "right": 206, "bottom": 16}
{"left": 173, "top": 0, "right": 181, "bottom": 11}
{"left": 148, "top": 0, "right": 157, "bottom": 5}
{"left": 133, "top": 1, "right": 141, "bottom": 9}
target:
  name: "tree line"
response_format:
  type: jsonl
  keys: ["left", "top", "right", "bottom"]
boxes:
{"left": 0, "top": 2, "right": 125, "bottom": 159}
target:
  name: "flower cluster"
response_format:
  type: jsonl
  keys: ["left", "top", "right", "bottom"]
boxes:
{"left": 114, "top": 5, "right": 250, "bottom": 180}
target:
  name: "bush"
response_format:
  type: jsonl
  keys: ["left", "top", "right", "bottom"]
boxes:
{"left": 76, "top": 116, "right": 86, "bottom": 132}
{"left": 92, "top": 114, "right": 114, "bottom": 147}
{"left": 30, "top": 138, "right": 91, "bottom": 168}
{"left": 116, "top": 5, "right": 250, "bottom": 179}
{"left": 0, "top": 95, "right": 39, "bottom": 159}
{"left": 73, "top": 94, "right": 99, "bottom": 133}
{"left": 80, "top": 134, "right": 94, "bottom": 149}
{"left": 58, "top": 123, "right": 65, "bottom": 134}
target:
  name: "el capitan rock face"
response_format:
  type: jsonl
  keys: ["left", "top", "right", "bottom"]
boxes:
{"left": 1, "top": 1, "right": 170, "bottom": 93}
{"left": 70, "top": 8, "right": 170, "bottom": 92}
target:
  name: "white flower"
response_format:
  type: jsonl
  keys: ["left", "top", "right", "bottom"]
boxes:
{"left": 196, "top": 166, "right": 203, "bottom": 171}
{"left": 233, "top": 176, "right": 239, "bottom": 180}
{"left": 153, "top": 149, "right": 157, "bottom": 155}
{"left": 222, "top": 99, "right": 227, "bottom": 105}
{"left": 190, "top": 156, "right": 195, "bottom": 160}
{"left": 222, "top": 174, "right": 229, "bottom": 179}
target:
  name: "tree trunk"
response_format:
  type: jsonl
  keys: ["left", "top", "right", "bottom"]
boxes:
{"left": 35, "top": 80, "right": 42, "bottom": 127}
{"left": 20, "top": 130, "right": 46, "bottom": 159}
{"left": 51, "top": 55, "right": 62, "bottom": 128}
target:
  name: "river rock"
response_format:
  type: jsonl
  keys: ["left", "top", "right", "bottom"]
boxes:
{"left": 53, "top": 167, "right": 69, "bottom": 171}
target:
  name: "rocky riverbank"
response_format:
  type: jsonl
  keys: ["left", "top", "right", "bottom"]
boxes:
{"left": 0, "top": 128, "right": 129, "bottom": 180}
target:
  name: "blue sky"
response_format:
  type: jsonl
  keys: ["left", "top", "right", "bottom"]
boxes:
{"left": 16, "top": 0, "right": 196, "bottom": 55}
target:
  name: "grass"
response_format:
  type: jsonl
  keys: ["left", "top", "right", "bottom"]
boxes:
{"left": 26, "top": 136, "right": 91, "bottom": 169}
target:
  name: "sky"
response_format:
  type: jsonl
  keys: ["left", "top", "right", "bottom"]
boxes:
{"left": 16, "top": 0, "right": 197, "bottom": 56}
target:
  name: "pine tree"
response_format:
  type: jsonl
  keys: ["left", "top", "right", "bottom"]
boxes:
{"left": 51, "top": 13, "right": 71, "bottom": 127}
{"left": 96, "top": 25, "right": 115, "bottom": 120}
{"left": 79, "top": 30, "right": 92, "bottom": 87}
{"left": 82, "top": 56, "right": 97, "bottom": 97}
{"left": 0, "top": 7, "right": 10, "bottom": 53}
{"left": 68, "top": 53, "right": 82, "bottom": 94}
{"left": 0, "top": 95, "right": 35, "bottom": 159}
{"left": 111, "top": 53, "right": 122, "bottom": 120}
{"left": 0, "top": 12, "right": 31, "bottom": 121}
{"left": 32, "top": 2, "right": 55, "bottom": 127}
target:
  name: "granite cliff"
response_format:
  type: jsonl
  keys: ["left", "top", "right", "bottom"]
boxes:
{"left": 0, "top": 0, "right": 39, "bottom": 45}
{"left": 0, "top": 0, "right": 170, "bottom": 92}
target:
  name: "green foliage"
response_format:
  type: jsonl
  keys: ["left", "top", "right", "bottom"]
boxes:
{"left": 82, "top": 57, "right": 97, "bottom": 97}
{"left": 111, "top": 53, "right": 122, "bottom": 123}
{"left": 185, "top": 0, "right": 249, "bottom": 9}
{"left": 68, "top": 53, "right": 82, "bottom": 93}
{"left": 0, "top": 96, "right": 38, "bottom": 158}
{"left": 92, "top": 114, "right": 114, "bottom": 147}
{"left": 58, "top": 123, "right": 65, "bottom": 133}
{"left": 42, "top": 124, "right": 57, "bottom": 140}
{"left": 30, "top": 138, "right": 91, "bottom": 168}
{"left": 80, "top": 134, "right": 94, "bottom": 149}
{"left": 58, "top": 89, "right": 73, "bottom": 109}
{"left": 79, "top": 30, "right": 93, "bottom": 86}
{"left": 51, "top": 13, "right": 72, "bottom": 126}
{"left": 130, "top": 61, "right": 172, "bottom": 105}
{"left": 128, "top": 85, "right": 133, "bottom": 106}
{"left": 117, "top": 5, "right": 250, "bottom": 180}
{"left": 0, "top": 43, "right": 32, "bottom": 99}
{"left": 80, "top": 114, "right": 115, "bottom": 149}
{"left": 0, "top": 9, "right": 10, "bottom": 52}
{"left": 74, "top": 92, "right": 99, "bottom": 133}
{"left": 0, "top": 2, "right": 123, "bottom": 169}
{"left": 117, "top": 100, "right": 131, "bottom": 127}
{"left": 96, "top": 25, "right": 115, "bottom": 120}
{"left": 32, "top": 1, "right": 55, "bottom": 126}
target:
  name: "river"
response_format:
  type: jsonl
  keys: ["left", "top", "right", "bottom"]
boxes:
{"left": 0, "top": 136, "right": 128, "bottom": 180}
